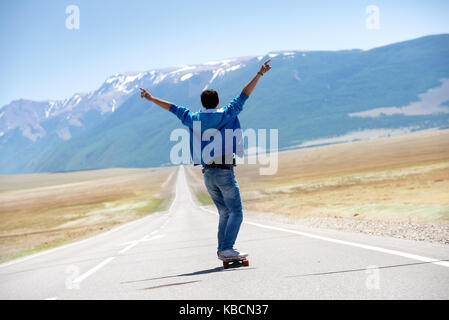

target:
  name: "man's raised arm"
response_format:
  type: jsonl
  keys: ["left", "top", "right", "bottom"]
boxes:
{"left": 242, "top": 59, "right": 272, "bottom": 97}
{"left": 139, "top": 88, "right": 172, "bottom": 111}
{"left": 140, "top": 88, "right": 195, "bottom": 127}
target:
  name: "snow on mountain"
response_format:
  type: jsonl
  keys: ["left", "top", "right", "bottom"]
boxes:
{"left": 0, "top": 55, "right": 255, "bottom": 142}
{"left": 152, "top": 72, "right": 167, "bottom": 85}
{"left": 180, "top": 73, "right": 194, "bottom": 81}
{"left": 45, "top": 101, "right": 56, "bottom": 118}
{"left": 104, "top": 72, "right": 145, "bottom": 93}
{"left": 170, "top": 66, "right": 197, "bottom": 74}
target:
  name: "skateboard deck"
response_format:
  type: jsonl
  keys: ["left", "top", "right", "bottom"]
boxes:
{"left": 219, "top": 256, "right": 249, "bottom": 269}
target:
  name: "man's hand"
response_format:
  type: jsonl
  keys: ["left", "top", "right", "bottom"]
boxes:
{"left": 139, "top": 88, "right": 152, "bottom": 101}
{"left": 258, "top": 59, "right": 272, "bottom": 76}
{"left": 242, "top": 59, "right": 272, "bottom": 96}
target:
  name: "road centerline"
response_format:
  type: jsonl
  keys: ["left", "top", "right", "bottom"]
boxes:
{"left": 72, "top": 257, "right": 116, "bottom": 285}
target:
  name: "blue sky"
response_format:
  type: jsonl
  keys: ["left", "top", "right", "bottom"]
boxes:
{"left": 1, "top": 0, "right": 448, "bottom": 107}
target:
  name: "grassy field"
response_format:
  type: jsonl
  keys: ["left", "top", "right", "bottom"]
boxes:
{"left": 0, "top": 166, "right": 177, "bottom": 262}
{"left": 187, "top": 129, "right": 449, "bottom": 224}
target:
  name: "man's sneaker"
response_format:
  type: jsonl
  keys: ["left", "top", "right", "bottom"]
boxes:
{"left": 219, "top": 249, "right": 248, "bottom": 259}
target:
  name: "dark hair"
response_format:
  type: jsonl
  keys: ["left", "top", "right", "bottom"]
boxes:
{"left": 201, "top": 89, "right": 219, "bottom": 109}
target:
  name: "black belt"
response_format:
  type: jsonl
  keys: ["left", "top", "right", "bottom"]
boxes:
{"left": 202, "top": 156, "right": 236, "bottom": 173}
{"left": 202, "top": 163, "right": 234, "bottom": 174}
{"left": 203, "top": 163, "right": 233, "bottom": 170}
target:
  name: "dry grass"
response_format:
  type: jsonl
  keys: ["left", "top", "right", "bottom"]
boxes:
{"left": 187, "top": 129, "right": 449, "bottom": 224}
{"left": 0, "top": 166, "right": 177, "bottom": 262}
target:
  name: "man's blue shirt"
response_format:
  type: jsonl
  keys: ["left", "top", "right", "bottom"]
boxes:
{"left": 169, "top": 92, "right": 249, "bottom": 166}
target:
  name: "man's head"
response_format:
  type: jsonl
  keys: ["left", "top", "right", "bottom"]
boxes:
{"left": 201, "top": 89, "right": 219, "bottom": 109}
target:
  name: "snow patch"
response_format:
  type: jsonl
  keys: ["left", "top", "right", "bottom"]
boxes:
{"left": 45, "top": 101, "right": 55, "bottom": 118}
{"left": 349, "top": 78, "right": 449, "bottom": 118}
{"left": 74, "top": 95, "right": 82, "bottom": 106}
{"left": 220, "top": 58, "right": 236, "bottom": 64}
{"left": 105, "top": 74, "right": 118, "bottom": 84}
{"left": 171, "top": 66, "right": 196, "bottom": 74}
{"left": 203, "top": 69, "right": 223, "bottom": 90}
{"left": 224, "top": 64, "right": 242, "bottom": 72}
{"left": 121, "top": 73, "right": 143, "bottom": 86}
{"left": 153, "top": 73, "right": 167, "bottom": 85}
{"left": 203, "top": 65, "right": 242, "bottom": 90}
{"left": 180, "top": 73, "right": 194, "bottom": 81}
{"left": 105, "top": 73, "right": 144, "bottom": 93}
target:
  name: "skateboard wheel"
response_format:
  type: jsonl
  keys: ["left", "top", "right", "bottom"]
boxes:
{"left": 242, "top": 258, "right": 249, "bottom": 267}
{"left": 223, "top": 261, "right": 230, "bottom": 269}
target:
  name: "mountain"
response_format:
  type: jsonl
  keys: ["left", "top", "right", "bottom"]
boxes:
{"left": 1, "top": 34, "right": 449, "bottom": 173}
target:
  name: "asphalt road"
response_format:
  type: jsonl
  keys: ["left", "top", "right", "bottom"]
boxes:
{"left": 1, "top": 166, "right": 448, "bottom": 299}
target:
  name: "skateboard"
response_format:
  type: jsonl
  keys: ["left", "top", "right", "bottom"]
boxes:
{"left": 219, "top": 256, "right": 250, "bottom": 269}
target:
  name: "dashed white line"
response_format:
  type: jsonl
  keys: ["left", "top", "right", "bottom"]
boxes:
{"left": 72, "top": 257, "right": 116, "bottom": 284}
{"left": 119, "top": 234, "right": 165, "bottom": 254}
{"left": 119, "top": 243, "right": 138, "bottom": 254}
{"left": 64, "top": 169, "right": 183, "bottom": 285}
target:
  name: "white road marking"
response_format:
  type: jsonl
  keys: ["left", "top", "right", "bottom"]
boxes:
{"left": 119, "top": 234, "right": 165, "bottom": 254}
{"left": 72, "top": 257, "right": 116, "bottom": 284}
{"left": 144, "top": 234, "right": 165, "bottom": 241}
{"left": 199, "top": 207, "right": 449, "bottom": 269}
{"left": 119, "top": 243, "right": 138, "bottom": 254}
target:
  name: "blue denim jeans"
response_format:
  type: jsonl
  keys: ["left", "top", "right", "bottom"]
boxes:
{"left": 203, "top": 167, "right": 243, "bottom": 251}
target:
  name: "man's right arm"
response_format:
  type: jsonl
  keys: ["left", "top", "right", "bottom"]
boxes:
{"left": 139, "top": 88, "right": 173, "bottom": 111}
{"left": 139, "top": 87, "right": 194, "bottom": 127}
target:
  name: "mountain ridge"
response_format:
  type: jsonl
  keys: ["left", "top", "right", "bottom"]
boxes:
{"left": 1, "top": 34, "right": 449, "bottom": 173}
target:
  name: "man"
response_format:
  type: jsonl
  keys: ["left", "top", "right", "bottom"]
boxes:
{"left": 139, "top": 59, "right": 271, "bottom": 259}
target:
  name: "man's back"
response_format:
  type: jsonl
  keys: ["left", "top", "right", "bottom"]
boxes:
{"left": 168, "top": 92, "right": 249, "bottom": 165}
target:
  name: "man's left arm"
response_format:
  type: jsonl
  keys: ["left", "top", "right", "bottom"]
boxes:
{"left": 223, "top": 59, "right": 272, "bottom": 118}
{"left": 242, "top": 59, "right": 271, "bottom": 97}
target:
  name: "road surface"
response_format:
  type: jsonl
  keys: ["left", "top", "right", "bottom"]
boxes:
{"left": 1, "top": 166, "right": 448, "bottom": 299}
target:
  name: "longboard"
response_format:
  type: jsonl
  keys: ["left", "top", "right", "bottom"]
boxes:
{"left": 219, "top": 256, "right": 250, "bottom": 269}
